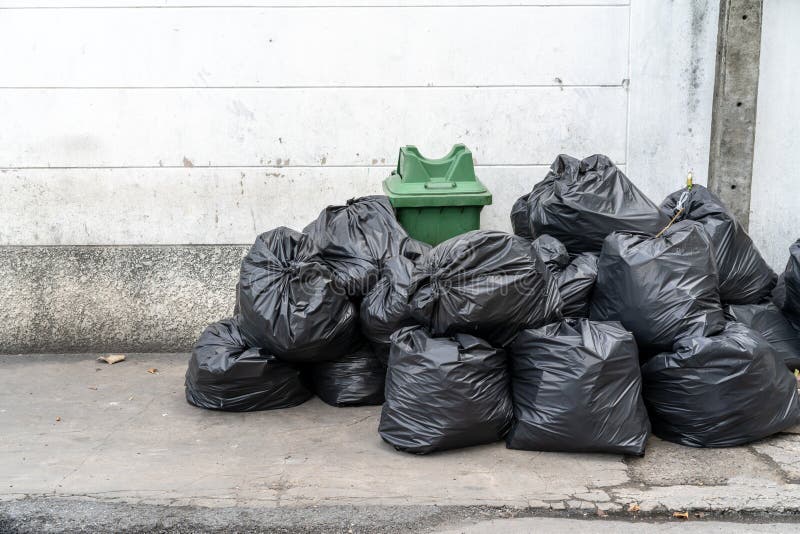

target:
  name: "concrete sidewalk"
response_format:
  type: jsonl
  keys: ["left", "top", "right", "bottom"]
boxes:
{"left": 2, "top": 354, "right": 800, "bottom": 532}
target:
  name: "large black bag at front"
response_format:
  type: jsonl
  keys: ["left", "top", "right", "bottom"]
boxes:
{"left": 773, "top": 239, "right": 800, "bottom": 320}
{"left": 308, "top": 342, "right": 385, "bottom": 407}
{"left": 379, "top": 326, "right": 513, "bottom": 454}
{"left": 590, "top": 220, "right": 725, "bottom": 355}
{"left": 238, "top": 227, "right": 357, "bottom": 363}
{"left": 185, "top": 318, "right": 312, "bottom": 411}
{"left": 507, "top": 319, "right": 649, "bottom": 455}
{"left": 517, "top": 154, "right": 668, "bottom": 254}
{"left": 641, "top": 322, "right": 799, "bottom": 448}
{"left": 725, "top": 302, "right": 800, "bottom": 370}
{"left": 662, "top": 185, "right": 776, "bottom": 304}
{"left": 408, "top": 230, "right": 562, "bottom": 347}
{"left": 303, "top": 195, "right": 409, "bottom": 297}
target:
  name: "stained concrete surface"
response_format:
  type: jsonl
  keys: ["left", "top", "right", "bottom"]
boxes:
{"left": 2, "top": 354, "right": 800, "bottom": 533}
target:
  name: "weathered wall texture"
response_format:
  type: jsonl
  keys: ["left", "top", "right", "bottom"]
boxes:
{"left": 0, "top": 1, "right": 724, "bottom": 352}
{"left": 749, "top": 0, "right": 800, "bottom": 271}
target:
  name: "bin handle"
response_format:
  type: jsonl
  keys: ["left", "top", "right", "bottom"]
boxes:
{"left": 424, "top": 182, "right": 457, "bottom": 190}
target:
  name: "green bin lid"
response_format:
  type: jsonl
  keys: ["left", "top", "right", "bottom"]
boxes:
{"left": 382, "top": 144, "right": 492, "bottom": 208}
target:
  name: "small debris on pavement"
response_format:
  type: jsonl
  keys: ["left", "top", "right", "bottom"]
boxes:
{"left": 627, "top": 503, "right": 640, "bottom": 513}
{"left": 88, "top": 386, "right": 98, "bottom": 391}
{"left": 97, "top": 354, "right": 125, "bottom": 365}
{"left": 673, "top": 511, "right": 689, "bottom": 519}
{"left": 595, "top": 508, "right": 608, "bottom": 518}
{"left": 55, "top": 417, "right": 61, "bottom": 422}
{"left": 147, "top": 368, "right": 158, "bottom": 374}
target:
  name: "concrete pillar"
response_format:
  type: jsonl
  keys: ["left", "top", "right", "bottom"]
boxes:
{"left": 708, "top": 0, "right": 763, "bottom": 228}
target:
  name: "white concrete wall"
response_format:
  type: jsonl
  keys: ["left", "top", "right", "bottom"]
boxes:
{"left": 0, "top": 0, "right": 719, "bottom": 246}
{"left": 750, "top": 0, "right": 800, "bottom": 271}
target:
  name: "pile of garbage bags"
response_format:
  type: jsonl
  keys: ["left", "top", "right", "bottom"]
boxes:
{"left": 186, "top": 152, "right": 800, "bottom": 457}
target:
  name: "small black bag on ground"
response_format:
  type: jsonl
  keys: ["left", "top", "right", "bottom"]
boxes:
{"left": 516, "top": 154, "right": 669, "bottom": 254}
{"left": 408, "top": 230, "right": 562, "bottom": 347}
{"left": 590, "top": 220, "right": 725, "bottom": 355}
{"left": 530, "top": 235, "right": 598, "bottom": 317}
{"left": 303, "top": 195, "right": 409, "bottom": 297}
{"left": 725, "top": 302, "right": 800, "bottom": 370}
{"left": 773, "top": 239, "right": 800, "bottom": 319}
{"left": 507, "top": 318, "right": 649, "bottom": 455}
{"left": 661, "top": 185, "right": 776, "bottom": 304}
{"left": 360, "top": 237, "right": 431, "bottom": 362}
{"left": 641, "top": 322, "right": 800, "bottom": 448}
{"left": 379, "top": 326, "right": 513, "bottom": 454}
{"left": 308, "top": 341, "right": 385, "bottom": 407}
{"left": 238, "top": 227, "right": 358, "bottom": 363}
{"left": 185, "top": 318, "right": 313, "bottom": 411}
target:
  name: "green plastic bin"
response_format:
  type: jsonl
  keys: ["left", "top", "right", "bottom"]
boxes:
{"left": 383, "top": 144, "right": 492, "bottom": 246}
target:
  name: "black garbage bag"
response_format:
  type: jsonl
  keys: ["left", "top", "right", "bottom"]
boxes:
{"left": 507, "top": 318, "right": 649, "bottom": 455}
{"left": 408, "top": 230, "right": 562, "bottom": 347}
{"left": 557, "top": 253, "right": 599, "bottom": 317}
{"left": 530, "top": 234, "right": 597, "bottom": 317}
{"left": 662, "top": 184, "right": 776, "bottom": 304}
{"left": 308, "top": 342, "right": 385, "bottom": 407}
{"left": 773, "top": 239, "right": 800, "bottom": 319}
{"left": 303, "top": 195, "right": 409, "bottom": 297}
{"left": 238, "top": 227, "right": 358, "bottom": 363}
{"left": 379, "top": 326, "right": 513, "bottom": 454}
{"left": 641, "top": 322, "right": 800, "bottom": 448}
{"left": 510, "top": 193, "right": 533, "bottom": 240}
{"left": 724, "top": 302, "right": 800, "bottom": 370}
{"left": 518, "top": 154, "right": 669, "bottom": 254}
{"left": 590, "top": 220, "right": 725, "bottom": 355}
{"left": 531, "top": 234, "right": 569, "bottom": 272}
{"left": 360, "top": 236, "right": 431, "bottom": 350}
{"left": 185, "top": 318, "right": 313, "bottom": 411}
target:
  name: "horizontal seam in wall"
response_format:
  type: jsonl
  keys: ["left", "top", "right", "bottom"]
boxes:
{"left": 0, "top": 4, "right": 631, "bottom": 11}
{"left": 0, "top": 84, "right": 626, "bottom": 90}
{"left": 0, "top": 163, "right": 624, "bottom": 170}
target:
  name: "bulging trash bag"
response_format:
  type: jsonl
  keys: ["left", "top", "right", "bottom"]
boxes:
{"left": 238, "top": 227, "right": 358, "bottom": 363}
{"left": 517, "top": 154, "right": 669, "bottom": 254}
{"left": 408, "top": 230, "right": 562, "bottom": 347}
{"left": 557, "top": 253, "right": 599, "bottom": 317}
{"left": 510, "top": 193, "right": 533, "bottom": 240}
{"left": 303, "top": 195, "right": 409, "bottom": 297}
{"left": 641, "top": 322, "right": 800, "bottom": 448}
{"left": 308, "top": 342, "right": 385, "bottom": 407}
{"left": 379, "top": 327, "right": 513, "bottom": 454}
{"left": 725, "top": 302, "right": 800, "bottom": 370}
{"left": 773, "top": 239, "right": 800, "bottom": 319}
{"left": 531, "top": 234, "right": 569, "bottom": 272}
{"left": 590, "top": 220, "right": 725, "bottom": 355}
{"left": 531, "top": 234, "right": 597, "bottom": 317}
{"left": 185, "top": 318, "right": 313, "bottom": 411}
{"left": 507, "top": 318, "right": 649, "bottom": 455}
{"left": 662, "top": 184, "right": 776, "bottom": 304}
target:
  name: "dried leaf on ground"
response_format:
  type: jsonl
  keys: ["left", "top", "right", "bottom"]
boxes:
{"left": 97, "top": 354, "right": 126, "bottom": 365}
{"left": 627, "top": 503, "right": 640, "bottom": 513}
{"left": 595, "top": 508, "right": 608, "bottom": 518}
{"left": 672, "top": 511, "right": 689, "bottom": 519}
{"left": 147, "top": 368, "right": 158, "bottom": 374}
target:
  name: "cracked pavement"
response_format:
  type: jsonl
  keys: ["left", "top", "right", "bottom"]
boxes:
{"left": 2, "top": 354, "right": 800, "bottom": 532}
